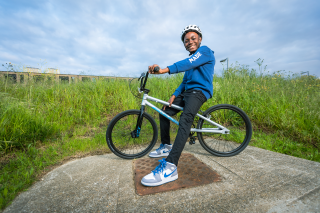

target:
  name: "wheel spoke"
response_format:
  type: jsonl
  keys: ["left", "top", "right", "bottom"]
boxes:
{"left": 106, "top": 110, "right": 158, "bottom": 159}
{"left": 197, "top": 105, "right": 252, "bottom": 157}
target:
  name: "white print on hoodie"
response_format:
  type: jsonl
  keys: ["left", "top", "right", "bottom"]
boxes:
{"left": 189, "top": 52, "right": 202, "bottom": 63}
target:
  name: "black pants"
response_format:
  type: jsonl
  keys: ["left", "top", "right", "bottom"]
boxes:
{"left": 160, "top": 89, "right": 207, "bottom": 166}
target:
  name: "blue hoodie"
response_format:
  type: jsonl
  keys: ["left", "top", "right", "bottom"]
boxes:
{"left": 167, "top": 45, "right": 215, "bottom": 100}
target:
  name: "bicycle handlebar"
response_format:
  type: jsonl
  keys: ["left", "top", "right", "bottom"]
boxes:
{"left": 141, "top": 66, "right": 160, "bottom": 91}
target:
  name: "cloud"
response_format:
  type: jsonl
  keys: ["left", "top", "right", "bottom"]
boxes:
{"left": 0, "top": 0, "right": 319, "bottom": 77}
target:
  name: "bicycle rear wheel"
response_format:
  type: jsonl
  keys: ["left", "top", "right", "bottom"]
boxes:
{"left": 197, "top": 104, "right": 252, "bottom": 157}
{"left": 106, "top": 110, "right": 158, "bottom": 159}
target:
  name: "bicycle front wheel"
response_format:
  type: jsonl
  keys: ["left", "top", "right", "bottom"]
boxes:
{"left": 197, "top": 104, "right": 252, "bottom": 157}
{"left": 106, "top": 110, "right": 158, "bottom": 159}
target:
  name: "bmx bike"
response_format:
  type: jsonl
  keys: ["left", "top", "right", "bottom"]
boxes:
{"left": 106, "top": 67, "right": 252, "bottom": 159}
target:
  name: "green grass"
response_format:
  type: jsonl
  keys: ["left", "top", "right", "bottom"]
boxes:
{"left": 0, "top": 65, "right": 320, "bottom": 210}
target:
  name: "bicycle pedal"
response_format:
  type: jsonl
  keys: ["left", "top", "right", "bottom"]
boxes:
{"left": 189, "top": 137, "right": 196, "bottom": 145}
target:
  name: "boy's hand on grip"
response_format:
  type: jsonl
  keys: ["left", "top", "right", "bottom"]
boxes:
{"left": 148, "top": 65, "right": 169, "bottom": 74}
{"left": 148, "top": 65, "right": 160, "bottom": 74}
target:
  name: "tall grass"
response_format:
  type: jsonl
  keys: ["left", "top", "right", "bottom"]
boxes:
{"left": 0, "top": 66, "right": 319, "bottom": 152}
{"left": 0, "top": 78, "right": 131, "bottom": 152}
{"left": 209, "top": 64, "right": 320, "bottom": 148}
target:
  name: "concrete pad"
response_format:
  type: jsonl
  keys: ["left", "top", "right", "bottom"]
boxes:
{"left": 4, "top": 144, "right": 320, "bottom": 212}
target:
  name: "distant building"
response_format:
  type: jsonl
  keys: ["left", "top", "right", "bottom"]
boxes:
{"left": 22, "top": 67, "right": 60, "bottom": 74}
{"left": 23, "top": 67, "right": 41, "bottom": 73}
{"left": 45, "top": 68, "right": 60, "bottom": 74}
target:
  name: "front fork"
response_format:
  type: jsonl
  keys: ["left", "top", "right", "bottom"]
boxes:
{"left": 131, "top": 105, "right": 145, "bottom": 138}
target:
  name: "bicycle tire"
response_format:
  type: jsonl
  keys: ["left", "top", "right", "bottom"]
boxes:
{"left": 106, "top": 110, "right": 158, "bottom": 159}
{"left": 197, "top": 104, "right": 252, "bottom": 157}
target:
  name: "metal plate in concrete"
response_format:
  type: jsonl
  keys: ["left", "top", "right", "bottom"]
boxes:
{"left": 133, "top": 153, "right": 221, "bottom": 196}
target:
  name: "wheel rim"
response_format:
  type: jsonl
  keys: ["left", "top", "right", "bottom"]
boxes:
{"left": 199, "top": 107, "right": 250, "bottom": 155}
{"left": 110, "top": 113, "right": 156, "bottom": 157}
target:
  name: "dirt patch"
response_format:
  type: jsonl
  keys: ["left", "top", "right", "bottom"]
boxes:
{"left": 0, "top": 153, "right": 17, "bottom": 170}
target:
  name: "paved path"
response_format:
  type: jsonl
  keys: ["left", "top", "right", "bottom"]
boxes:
{"left": 4, "top": 144, "right": 320, "bottom": 212}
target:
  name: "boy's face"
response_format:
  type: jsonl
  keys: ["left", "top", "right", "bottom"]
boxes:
{"left": 183, "top": 32, "right": 202, "bottom": 53}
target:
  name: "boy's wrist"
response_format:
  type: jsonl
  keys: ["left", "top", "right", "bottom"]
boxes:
{"left": 161, "top": 67, "right": 170, "bottom": 74}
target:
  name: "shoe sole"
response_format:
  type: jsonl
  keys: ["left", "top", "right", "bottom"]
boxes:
{"left": 148, "top": 152, "right": 170, "bottom": 158}
{"left": 141, "top": 175, "right": 178, "bottom": 187}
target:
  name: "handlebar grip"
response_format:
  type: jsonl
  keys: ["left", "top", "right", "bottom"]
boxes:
{"left": 154, "top": 66, "right": 160, "bottom": 72}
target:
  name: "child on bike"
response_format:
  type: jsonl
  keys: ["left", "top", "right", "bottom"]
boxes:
{"left": 141, "top": 25, "right": 216, "bottom": 186}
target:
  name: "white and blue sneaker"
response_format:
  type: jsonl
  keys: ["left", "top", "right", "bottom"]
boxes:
{"left": 141, "top": 158, "right": 178, "bottom": 186}
{"left": 149, "top": 144, "right": 172, "bottom": 158}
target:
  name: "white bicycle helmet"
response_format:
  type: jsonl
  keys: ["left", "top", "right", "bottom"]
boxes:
{"left": 181, "top": 25, "right": 202, "bottom": 42}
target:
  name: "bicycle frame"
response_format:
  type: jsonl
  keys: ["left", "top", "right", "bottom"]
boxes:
{"left": 135, "top": 93, "right": 230, "bottom": 135}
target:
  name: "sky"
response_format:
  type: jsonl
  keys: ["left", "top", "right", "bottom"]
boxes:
{"left": 1, "top": 0, "right": 320, "bottom": 77}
